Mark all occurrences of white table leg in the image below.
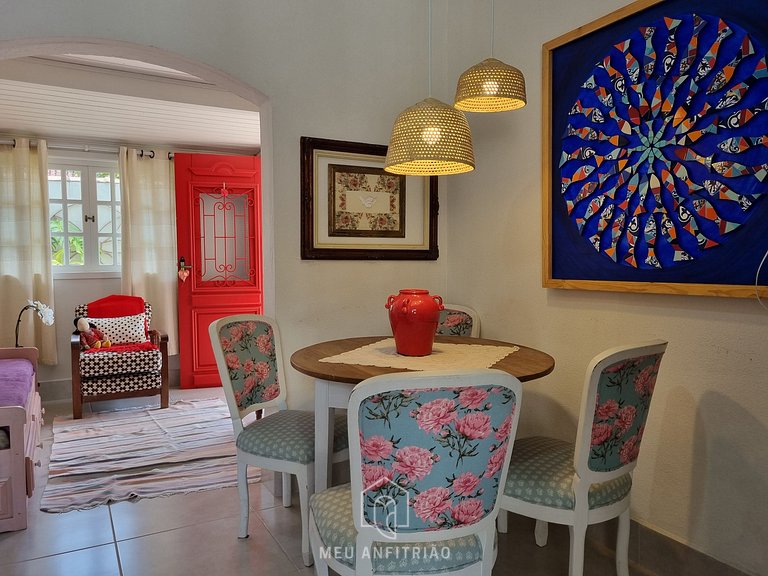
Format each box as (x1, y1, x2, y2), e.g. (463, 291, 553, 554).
(314, 378, 333, 492)
(314, 378, 355, 491)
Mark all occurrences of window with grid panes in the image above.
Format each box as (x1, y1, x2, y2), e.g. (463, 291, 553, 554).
(48, 161, 121, 275)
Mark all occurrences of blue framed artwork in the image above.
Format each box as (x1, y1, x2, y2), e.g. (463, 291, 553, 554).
(543, 0, 768, 297)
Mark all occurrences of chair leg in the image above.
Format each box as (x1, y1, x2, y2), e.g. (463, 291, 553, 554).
(282, 472, 292, 508)
(71, 344, 83, 419)
(568, 522, 587, 576)
(497, 509, 508, 533)
(159, 338, 169, 408)
(310, 511, 329, 576)
(479, 525, 496, 576)
(237, 459, 250, 539)
(616, 509, 631, 576)
(296, 468, 313, 567)
(314, 554, 329, 576)
(535, 519, 549, 546)
(72, 394, 83, 420)
(159, 381, 169, 409)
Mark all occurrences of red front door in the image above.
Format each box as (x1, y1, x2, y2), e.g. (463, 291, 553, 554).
(174, 153, 262, 388)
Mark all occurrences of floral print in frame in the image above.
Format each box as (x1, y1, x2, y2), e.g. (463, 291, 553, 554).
(328, 164, 406, 238)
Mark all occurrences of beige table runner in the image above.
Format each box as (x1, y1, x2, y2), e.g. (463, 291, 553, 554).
(319, 337, 519, 371)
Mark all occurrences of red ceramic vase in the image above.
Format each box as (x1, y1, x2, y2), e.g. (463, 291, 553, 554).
(385, 289, 444, 356)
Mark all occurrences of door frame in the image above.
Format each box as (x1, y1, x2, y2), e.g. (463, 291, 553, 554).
(0, 37, 276, 320)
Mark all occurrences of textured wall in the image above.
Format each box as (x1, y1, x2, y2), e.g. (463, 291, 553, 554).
(442, 1, 768, 574)
(1, 0, 766, 573)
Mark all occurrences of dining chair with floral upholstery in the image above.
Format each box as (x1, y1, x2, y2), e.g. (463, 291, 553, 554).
(497, 339, 668, 576)
(208, 314, 349, 567)
(436, 304, 480, 337)
(309, 368, 522, 576)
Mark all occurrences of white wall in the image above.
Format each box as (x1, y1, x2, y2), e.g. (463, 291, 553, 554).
(1, 1, 766, 574)
(441, 1, 768, 575)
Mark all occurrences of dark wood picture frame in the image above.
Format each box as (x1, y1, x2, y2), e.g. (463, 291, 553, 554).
(301, 136, 439, 260)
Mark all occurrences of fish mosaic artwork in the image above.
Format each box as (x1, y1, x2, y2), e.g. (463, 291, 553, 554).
(559, 13, 768, 270)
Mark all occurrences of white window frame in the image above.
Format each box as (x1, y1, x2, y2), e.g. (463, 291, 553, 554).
(49, 152, 121, 279)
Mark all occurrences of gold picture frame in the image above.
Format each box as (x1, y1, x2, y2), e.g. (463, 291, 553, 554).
(542, 0, 768, 298)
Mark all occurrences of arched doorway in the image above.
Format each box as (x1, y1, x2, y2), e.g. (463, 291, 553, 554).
(0, 37, 275, 387)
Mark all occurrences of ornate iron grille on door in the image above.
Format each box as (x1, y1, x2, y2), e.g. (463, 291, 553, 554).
(195, 183, 256, 286)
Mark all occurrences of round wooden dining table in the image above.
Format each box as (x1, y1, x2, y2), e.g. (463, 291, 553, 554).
(290, 335, 555, 490)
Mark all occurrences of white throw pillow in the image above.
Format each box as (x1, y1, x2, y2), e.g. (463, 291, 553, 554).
(87, 313, 147, 344)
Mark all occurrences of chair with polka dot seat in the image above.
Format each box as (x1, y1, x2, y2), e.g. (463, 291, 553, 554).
(497, 340, 668, 576)
(309, 368, 523, 576)
(208, 314, 349, 567)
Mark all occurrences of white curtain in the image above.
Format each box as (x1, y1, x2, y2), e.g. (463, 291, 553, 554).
(0, 138, 57, 364)
(119, 147, 179, 355)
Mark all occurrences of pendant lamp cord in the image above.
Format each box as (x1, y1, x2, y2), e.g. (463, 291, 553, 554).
(490, 0, 495, 57)
(428, 0, 432, 97)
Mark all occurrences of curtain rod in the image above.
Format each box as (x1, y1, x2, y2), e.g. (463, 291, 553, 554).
(0, 138, 119, 154)
(0, 138, 174, 159)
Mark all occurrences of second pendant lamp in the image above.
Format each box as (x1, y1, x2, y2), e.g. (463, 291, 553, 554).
(454, 0, 527, 113)
(384, 0, 475, 176)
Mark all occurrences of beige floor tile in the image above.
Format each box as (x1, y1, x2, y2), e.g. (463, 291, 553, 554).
(111, 481, 276, 541)
(0, 544, 121, 576)
(1, 389, 690, 576)
(0, 505, 114, 565)
(118, 515, 303, 576)
(256, 500, 306, 570)
(493, 515, 631, 576)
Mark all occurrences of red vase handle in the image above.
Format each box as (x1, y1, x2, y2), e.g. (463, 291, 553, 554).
(432, 295, 444, 310)
(385, 295, 396, 309)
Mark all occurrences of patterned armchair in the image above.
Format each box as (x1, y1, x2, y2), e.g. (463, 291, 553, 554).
(436, 304, 480, 337)
(309, 368, 522, 576)
(208, 314, 349, 567)
(498, 340, 668, 576)
(70, 295, 169, 419)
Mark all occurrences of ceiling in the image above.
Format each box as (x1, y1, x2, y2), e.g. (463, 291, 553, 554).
(0, 54, 261, 155)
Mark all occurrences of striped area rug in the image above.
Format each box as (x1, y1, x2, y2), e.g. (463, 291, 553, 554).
(41, 398, 260, 513)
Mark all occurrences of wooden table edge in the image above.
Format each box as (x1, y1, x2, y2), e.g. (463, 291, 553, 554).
(290, 335, 555, 384)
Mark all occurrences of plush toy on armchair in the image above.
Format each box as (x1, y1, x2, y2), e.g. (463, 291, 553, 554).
(75, 317, 111, 350)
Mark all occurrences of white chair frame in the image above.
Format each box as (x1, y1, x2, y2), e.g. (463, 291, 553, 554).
(310, 369, 523, 576)
(209, 314, 348, 567)
(497, 339, 668, 576)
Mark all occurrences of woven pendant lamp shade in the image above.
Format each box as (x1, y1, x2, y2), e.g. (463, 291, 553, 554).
(384, 97, 475, 176)
(454, 57, 527, 112)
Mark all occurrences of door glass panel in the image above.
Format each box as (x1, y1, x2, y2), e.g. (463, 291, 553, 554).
(96, 172, 113, 201)
(68, 236, 84, 265)
(48, 170, 62, 199)
(98, 204, 113, 233)
(199, 188, 251, 284)
(51, 236, 63, 266)
(99, 236, 114, 265)
(67, 203, 83, 233)
(66, 170, 82, 200)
